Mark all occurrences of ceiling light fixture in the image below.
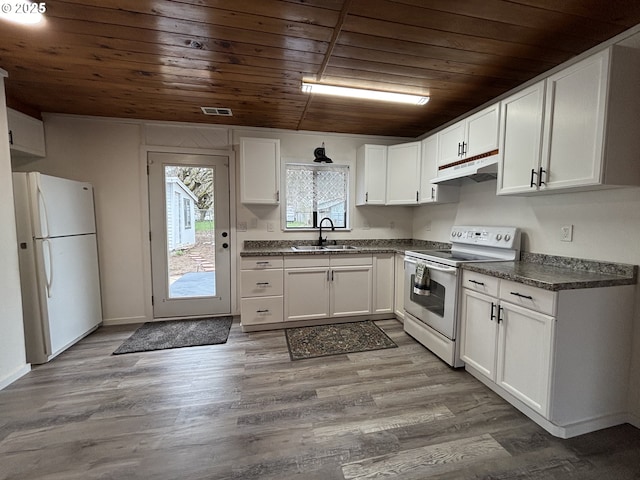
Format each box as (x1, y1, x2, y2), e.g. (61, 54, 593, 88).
(0, 1, 45, 25)
(302, 82, 429, 105)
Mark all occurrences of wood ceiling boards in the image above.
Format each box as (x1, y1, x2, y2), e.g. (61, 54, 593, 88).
(1, 0, 640, 137)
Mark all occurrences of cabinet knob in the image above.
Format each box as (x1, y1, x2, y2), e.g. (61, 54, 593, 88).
(8, 130, 13, 145)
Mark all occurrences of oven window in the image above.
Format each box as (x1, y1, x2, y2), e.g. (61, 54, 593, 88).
(410, 273, 445, 317)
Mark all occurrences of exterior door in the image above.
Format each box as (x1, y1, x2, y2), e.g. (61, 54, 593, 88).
(148, 152, 231, 318)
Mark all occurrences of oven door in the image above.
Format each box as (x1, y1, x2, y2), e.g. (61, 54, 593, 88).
(404, 256, 459, 339)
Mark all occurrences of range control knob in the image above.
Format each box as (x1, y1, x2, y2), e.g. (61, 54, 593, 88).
(496, 234, 502, 241)
(451, 231, 457, 237)
(457, 231, 463, 237)
(505, 234, 511, 242)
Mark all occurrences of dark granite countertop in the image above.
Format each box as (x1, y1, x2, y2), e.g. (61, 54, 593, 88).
(240, 239, 450, 257)
(461, 253, 637, 291)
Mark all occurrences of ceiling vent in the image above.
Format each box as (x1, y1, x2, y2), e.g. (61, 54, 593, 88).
(201, 107, 233, 116)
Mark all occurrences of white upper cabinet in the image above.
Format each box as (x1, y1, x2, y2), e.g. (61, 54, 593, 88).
(355, 144, 387, 205)
(239, 137, 280, 204)
(419, 135, 459, 204)
(386, 141, 420, 205)
(498, 46, 640, 195)
(7, 108, 46, 158)
(437, 104, 499, 169)
(497, 82, 546, 195)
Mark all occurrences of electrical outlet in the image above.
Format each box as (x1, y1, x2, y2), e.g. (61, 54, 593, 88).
(560, 225, 573, 242)
(389, 221, 395, 229)
(237, 221, 247, 232)
(362, 223, 370, 230)
(424, 220, 432, 231)
(249, 218, 258, 229)
(266, 222, 274, 232)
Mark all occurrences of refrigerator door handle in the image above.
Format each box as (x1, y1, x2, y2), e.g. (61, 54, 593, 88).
(43, 239, 53, 298)
(36, 182, 51, 239)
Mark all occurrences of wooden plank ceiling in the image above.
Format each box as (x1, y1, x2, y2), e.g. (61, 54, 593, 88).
(1, 0, 640, 137)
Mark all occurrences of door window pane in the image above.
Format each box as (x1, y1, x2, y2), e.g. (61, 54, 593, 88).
(165, 166, 216, 298)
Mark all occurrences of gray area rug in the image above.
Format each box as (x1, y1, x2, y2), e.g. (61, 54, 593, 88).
(285, 321, 397, 361)
(113, 317, 233, 354)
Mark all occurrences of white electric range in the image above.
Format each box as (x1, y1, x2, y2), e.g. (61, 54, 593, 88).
(403, 225, 521, 367)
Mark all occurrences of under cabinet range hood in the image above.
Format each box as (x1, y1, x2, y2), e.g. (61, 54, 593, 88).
(431, 154, 499, 186)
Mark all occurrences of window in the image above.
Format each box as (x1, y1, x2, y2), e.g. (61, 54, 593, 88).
(284, 163, 349, 230)
(183, 198, 192, 229)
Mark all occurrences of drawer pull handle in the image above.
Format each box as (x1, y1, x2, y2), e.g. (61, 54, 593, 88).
(468, 279, 485, 286)
(256, 261, 270, 265)
(490, 302, 496, 321)
(256, 309, 270, 313)
(510, 291, 533, 300)
(256, 282, 270, 286)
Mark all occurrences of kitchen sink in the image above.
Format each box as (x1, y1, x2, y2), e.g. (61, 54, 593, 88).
(322, 245, 358, 250)
(291, 245, 325, 251)
(291, 244, 358, 251)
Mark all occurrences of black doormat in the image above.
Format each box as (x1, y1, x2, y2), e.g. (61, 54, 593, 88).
(113, 317, 233, 355)
(285, 321, 397, 361)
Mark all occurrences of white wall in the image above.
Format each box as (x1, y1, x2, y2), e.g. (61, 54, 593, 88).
(232, 128, 414, 246)
(12, 115, 148, 325)
(413, 180, 640, 424)
(13, 115, 412, 325)
(0, 73, 29, 389)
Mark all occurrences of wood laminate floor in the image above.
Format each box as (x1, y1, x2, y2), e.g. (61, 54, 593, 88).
(1, 319, 639, 479)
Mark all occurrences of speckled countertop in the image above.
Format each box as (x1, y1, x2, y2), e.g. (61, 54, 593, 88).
(240, 239, 450, 257)
(241, 240, 637, 291)
(462, 252, 637, 291)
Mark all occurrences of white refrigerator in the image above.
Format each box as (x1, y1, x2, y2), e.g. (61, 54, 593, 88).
(12, 172, 102, 364)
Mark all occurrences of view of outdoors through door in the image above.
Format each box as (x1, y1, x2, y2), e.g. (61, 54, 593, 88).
(148, 152, 231, 319)
(165, 165, 216, 298)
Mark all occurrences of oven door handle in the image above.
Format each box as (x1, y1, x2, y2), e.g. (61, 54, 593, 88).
(404, 257, 457, 273)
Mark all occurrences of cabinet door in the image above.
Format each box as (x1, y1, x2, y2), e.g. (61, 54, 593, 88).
(437, 121, 465, 167)
(386, 142, 420, 205)
(460, 289, 499, 380)
(465, 104, 500, 158)
(7, 108, 46, 157)
(284, 268, 330, 321)
(496, 302, 554, 416)
(541, 50, 608, 191)
(394, 253, 405, 320)
(356, 144, 387, 205)
(497, 82, 546, 195)
(419, 135, 438, 204)
(420, 135, 459, 204)
(373, 254, 394, 314)
(330, 266, 372, 317)
(239, 137, 280, 204)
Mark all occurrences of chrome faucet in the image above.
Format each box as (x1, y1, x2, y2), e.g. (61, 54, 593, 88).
(318, 217, 335, 246)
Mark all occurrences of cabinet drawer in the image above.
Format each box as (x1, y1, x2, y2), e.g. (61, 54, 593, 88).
(241, 296, 284, 325)
(499, 280, 556, 316)
(241, 256, 283, 270)
(241, 269, 283, 297)
(330, 254, 372, 266)
(462, 271, 499, 297)
(284, 255, 330, 268)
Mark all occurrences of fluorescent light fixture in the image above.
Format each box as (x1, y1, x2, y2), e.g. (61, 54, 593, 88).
(0, 1, 45, 25)
(302, 82, 429, 105)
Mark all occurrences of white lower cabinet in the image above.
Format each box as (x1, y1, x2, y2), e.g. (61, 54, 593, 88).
(394, 253, 405, 320)
(496, 302, 554, 416)
(284, 255, 372, 321)
(460, 270, 634, 438)
(460, 289, 498, 380)
(373, 253, 394, 314)
(240, 256, 284, 327)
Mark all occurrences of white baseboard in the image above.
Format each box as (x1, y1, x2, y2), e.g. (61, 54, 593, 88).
(102, 315, 148, 326)
(628, 412, 640, 429)
(0, 364, 31, 391)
